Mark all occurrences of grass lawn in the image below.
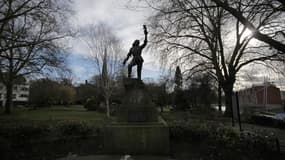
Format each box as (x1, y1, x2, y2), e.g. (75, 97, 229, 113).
(0, 105, 110, 124)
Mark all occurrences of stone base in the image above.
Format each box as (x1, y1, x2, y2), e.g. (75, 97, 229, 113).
(104, 119, 169, 154)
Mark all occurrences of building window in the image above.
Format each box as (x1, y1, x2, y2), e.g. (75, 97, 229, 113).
(13, 86, 17, 90)
(12, 94, 16, 99)
(21, 87, 28, 91)
(20, 94, 28, 98)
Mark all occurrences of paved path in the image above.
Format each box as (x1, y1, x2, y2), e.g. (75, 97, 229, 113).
(58, 155, 175, 160)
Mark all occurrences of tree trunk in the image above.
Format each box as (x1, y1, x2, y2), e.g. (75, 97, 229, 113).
(223, 85, 233, 117)
(160, 105, 164, 112)
(218, 83, 222, 112)
(5, 82, 13, 114)
(106, 98, 110, 118)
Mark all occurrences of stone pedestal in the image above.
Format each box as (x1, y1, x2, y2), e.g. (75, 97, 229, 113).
(104, 121, 169, 154)
(104, 78, 169, 154)
(117, 78, 158, 123)
(117, 106, 158, 122)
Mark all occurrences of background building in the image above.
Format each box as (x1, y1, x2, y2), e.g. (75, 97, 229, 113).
(238, 82, 283, 113)
(0, 77, 29, 107)
(281, 91, 285, 105)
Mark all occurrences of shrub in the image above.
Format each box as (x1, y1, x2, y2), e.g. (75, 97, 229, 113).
(250, 114, 285, 129)
(54, 120, 93, 137)
(84, 97, 100, 111)
(0, 120, 102, 160)
(168, 119, 277, 158)
(0, 122, 51, 144)
(173, 90, 188, 110)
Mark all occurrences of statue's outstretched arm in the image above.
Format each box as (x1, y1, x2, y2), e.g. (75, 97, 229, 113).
(141, 25, 148, 49)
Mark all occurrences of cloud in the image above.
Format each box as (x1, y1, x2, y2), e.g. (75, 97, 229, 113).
(235, 64, 285, 91)
(71, 0, 151, 50)
(68, 0, 161, 82)
(67, 53, 96, 82)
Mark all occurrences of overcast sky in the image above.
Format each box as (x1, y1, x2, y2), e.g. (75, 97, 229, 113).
(66, 0, 285, 90)
(68, 0, 161, 83)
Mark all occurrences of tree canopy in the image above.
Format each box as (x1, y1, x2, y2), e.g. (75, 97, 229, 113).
(140, 0, 285, 115)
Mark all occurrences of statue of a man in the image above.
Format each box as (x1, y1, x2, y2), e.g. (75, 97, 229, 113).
(123, 25, 148, 80)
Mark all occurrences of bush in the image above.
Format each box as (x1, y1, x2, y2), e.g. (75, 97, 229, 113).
(168, 120, 238, 145)
(173, 90, 188, 110)
(168, 120, 278, 159)
(250, 114, 285, 129)
(0, 120, 102, 160)
(84, 97, 100, 111)
(0, 121, 97, 142)
(0, 122, 51, 144)
(54, 120, 93, 137)
(98, 102, 108, 113)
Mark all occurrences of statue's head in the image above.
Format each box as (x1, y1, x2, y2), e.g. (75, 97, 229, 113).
(133, 40, 140, 46)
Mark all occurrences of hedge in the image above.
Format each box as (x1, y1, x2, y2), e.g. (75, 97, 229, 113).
(168, 120, 279, 160)
(0, 119, 282, 160)
(0, 120, 102, 160)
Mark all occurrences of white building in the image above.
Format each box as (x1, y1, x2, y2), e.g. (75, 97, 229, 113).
(0, 80, 29, 107)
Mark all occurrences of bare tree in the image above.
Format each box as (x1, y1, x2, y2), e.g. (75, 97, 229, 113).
(141, 0, 285, 116)
(0, 0, 72, 114)
(81, 23, 123, 117)
(0, 0, 43, 43)
(211, 0, 285, 53)
(0, 0, 73, 53)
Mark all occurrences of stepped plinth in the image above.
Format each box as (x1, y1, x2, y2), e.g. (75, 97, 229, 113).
(104, 78, 169, 154)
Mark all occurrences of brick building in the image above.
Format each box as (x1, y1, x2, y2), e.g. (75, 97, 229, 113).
(281, 91, 285, 105)
(238, 83, 282, 111)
